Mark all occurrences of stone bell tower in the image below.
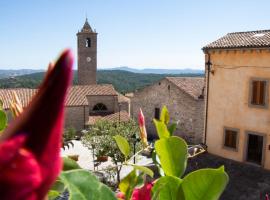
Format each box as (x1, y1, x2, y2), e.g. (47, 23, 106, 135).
(77, 18, 97, 85)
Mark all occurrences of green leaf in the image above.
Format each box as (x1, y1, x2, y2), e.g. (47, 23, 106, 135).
(0, 110, 7, 131)
(152, 150, 165, 177)
(131, 164, 154, 177)
(151, 176, 183, 200)
(51, 179, 65, 193)
(153, 119, 170, 139)
(0, 100, 3, 110)
(180, 166, 229, 200)
(160, 106, 170, 124)
(48, 190, 60, 200)
(168, 123, 177, 136)
(155, 136, 188, 177)
(119, 170, 144, 200)
(113, 135, 130, 158)
(59, 169, 116, 200)
(62, 157, 81, 171)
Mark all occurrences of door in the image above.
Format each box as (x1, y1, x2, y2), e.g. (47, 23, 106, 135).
(246, 133, 264, 165)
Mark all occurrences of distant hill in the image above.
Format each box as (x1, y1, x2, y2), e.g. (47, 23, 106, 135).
(0, 69, 43, 79)
(0, 67, 204, 78)
(102, 67, 204, 74)
(0, 70, 204, 93)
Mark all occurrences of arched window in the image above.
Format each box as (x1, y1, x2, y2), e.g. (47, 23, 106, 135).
(85, 38, 91, 47)
(92, 103, 107, 113)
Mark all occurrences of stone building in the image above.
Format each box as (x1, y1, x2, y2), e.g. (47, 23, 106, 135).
(131, 77, 205, 144)
(0, 19, 130, 130)
(203, 29, 270, 169)
(77, 18, 97, 85)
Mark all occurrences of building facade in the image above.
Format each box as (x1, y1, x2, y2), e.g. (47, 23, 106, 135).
(203, 30, 270, 169)
(0, 19, 130, 131)
(131, 77, 205, 144)
(0, 85, 130, 131)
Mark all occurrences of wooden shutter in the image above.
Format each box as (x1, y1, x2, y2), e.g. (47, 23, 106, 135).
(225, 130, 237, 149)
(251, 80, 266, 106)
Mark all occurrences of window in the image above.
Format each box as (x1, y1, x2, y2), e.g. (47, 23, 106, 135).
(223, 127, 239, 150)
(154, 108, 160, 119)
(92, 103, 107, 113)
(85, 38, 91, 47)
(249, 78, 268, 108)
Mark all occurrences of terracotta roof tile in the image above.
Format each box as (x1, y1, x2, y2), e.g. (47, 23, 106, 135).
(67, 84, 117, 106)
(166, 77, 205, 100)
(118, 93, 130, 103)
(87, 111, 130, 125)
(0, 88, 36, 109)
(0, 84, 117, 109)
(203, 30, 270, 50)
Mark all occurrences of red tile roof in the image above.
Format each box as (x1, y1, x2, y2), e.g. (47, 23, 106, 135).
(166, 77, 205, 100)
(118, 93, 130, 103)
(203, 30, 270, 50)
(67, 85, 118, 106)
(0, 88, 36, 109)
(87, 111, 130, 125)
(0, 84, 118, 109)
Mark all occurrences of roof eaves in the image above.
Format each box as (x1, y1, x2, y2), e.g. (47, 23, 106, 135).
(165, 77, 202, 100)
(202, 45, 270, 52)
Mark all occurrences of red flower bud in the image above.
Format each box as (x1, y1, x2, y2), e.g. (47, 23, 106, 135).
(131, 182, 153, 200)
(138, 108, 148, 147)
(0, 49, 73, 200)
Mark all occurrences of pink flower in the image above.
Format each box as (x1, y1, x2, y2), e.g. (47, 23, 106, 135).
(116, 192, 125, 199)
(138, 108, 148, 147)
(131, 182, 153, 200)
(0, 50, 73, 200)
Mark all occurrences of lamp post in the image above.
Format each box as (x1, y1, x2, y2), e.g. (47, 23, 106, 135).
(118, 103, 121, 125)
(131, 133, 140, 164)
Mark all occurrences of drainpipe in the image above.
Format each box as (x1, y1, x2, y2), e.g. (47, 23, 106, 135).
(204, 52, 212, 146)
(83, 105, 86, 129)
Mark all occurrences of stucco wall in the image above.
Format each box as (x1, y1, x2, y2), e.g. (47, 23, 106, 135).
(131, 78, 204, 144)
(205, 49, 270, 169)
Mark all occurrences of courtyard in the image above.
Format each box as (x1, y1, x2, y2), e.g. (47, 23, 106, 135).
(62, 140, 270, 200)
(187, 153, 270, 200)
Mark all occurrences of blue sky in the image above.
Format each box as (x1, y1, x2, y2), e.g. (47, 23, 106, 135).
(0, 0, 269, 70)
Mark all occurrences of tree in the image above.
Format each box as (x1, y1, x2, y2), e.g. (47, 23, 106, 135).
(81, 119, 141, 184)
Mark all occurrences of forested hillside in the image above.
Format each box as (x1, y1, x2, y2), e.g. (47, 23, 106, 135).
(0, 70, 204, 93)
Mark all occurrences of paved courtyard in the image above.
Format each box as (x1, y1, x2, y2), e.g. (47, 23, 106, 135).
(61, 140, 151, 178)
(62, 141, 270, 200)
(186, 153, 270, 200)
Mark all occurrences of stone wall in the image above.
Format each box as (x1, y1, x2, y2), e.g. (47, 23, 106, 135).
(87, 95, 118, 114)
(4, 107, 86, 132)
(117, 101, 130, 114)
(64, 106, 87, 130)
(131, 78, 204, 144)
(77, 31, 97, 85)
(193, 99, 205, 144)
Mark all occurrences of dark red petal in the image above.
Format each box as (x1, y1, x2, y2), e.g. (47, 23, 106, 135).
(0, 135, 42, 200)
(131, 182, 153, 200)
(0, 49, 73, 199)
